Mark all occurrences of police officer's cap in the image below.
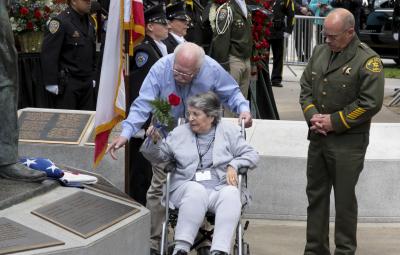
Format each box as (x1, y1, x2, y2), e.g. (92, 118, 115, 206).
(145, 5, 168, 24)
(166, 1, 189, 21)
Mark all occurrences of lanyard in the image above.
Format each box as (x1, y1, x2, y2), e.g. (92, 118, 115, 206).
(195, 128, 216, 169)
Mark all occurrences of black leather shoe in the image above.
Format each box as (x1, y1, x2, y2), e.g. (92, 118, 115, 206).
(197, 246, 211, 255)
(175, 250, 188, 255)
(150, 248, 160, 255)
(0, 163, 46, 182)
(271, 83, 283, 87)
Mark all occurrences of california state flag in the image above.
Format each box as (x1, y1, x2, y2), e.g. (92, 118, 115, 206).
(94, 0, 144, 167)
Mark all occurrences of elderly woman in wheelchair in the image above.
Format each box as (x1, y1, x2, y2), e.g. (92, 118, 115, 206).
(141, 92, 258, 255)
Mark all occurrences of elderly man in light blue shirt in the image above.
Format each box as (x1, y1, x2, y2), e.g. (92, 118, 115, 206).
(107, 42, 252, 254)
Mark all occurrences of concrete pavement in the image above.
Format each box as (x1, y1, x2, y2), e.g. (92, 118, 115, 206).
(238, 63, 400, 255)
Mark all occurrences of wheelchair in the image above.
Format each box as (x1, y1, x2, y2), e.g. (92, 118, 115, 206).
(160, 119, 251, 255)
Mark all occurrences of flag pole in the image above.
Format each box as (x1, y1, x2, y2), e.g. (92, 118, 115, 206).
(124, 30, 131, 194)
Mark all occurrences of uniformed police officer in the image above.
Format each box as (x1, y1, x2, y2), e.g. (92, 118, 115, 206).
(209, 0, 252, 99)
(299, 9, 384, 255)
(127, 5, 169, 209)
(268, 0, 295, 87)
(0, 2, 46, 182)
(163, 1, 190, 53)
(41, 0, 97, 110)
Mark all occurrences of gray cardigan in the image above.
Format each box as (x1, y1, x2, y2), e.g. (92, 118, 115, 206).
(140, 121, 259, 192)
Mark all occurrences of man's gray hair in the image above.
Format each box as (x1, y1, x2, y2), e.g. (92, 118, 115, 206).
(187, 92, 222, 125)
(174, 42, 205, 69)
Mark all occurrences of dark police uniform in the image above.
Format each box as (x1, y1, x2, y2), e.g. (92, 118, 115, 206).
(128, 5, 167, 206)
(41, 7, 96, 110)
(185, 0, 210, 48)
(268, 0, 295, 86)
(163, 1, 189, 53)
(163, 33, 180, 54)
(299, 36, 384, 254)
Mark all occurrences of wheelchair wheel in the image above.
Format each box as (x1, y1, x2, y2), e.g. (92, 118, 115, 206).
(233, 242, 250, 255)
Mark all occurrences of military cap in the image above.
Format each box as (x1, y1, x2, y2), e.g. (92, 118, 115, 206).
(145, 5, 168, 24)
(166, 1, 189, 21)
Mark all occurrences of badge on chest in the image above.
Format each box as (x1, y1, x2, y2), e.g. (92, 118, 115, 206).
(196, 170, 212, 182)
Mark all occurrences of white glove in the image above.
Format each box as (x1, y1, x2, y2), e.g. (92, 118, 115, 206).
(284, 32, 291, 38)
(394, 33, 399, 41)
(92, 80, 96, 88)
(46, 85, 59, 95)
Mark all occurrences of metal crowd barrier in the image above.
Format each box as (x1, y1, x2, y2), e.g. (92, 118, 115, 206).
(284, 15, 326, 66)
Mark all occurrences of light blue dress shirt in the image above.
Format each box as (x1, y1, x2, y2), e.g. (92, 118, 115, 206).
(121, 54, 250, 139)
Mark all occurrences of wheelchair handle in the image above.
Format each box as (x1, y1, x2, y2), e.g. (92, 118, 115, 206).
(164, 161, 176, 173)
(238, 167, 248, 175)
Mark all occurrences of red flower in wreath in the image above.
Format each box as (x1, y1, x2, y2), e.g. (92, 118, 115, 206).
(168, 93, 181, 106)
(34, 9, 42, 19)
(26, 21, 34, 30)
(20, 7, 29, 15)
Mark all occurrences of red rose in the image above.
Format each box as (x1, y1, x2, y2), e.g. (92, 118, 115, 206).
(20, 7, 29, 15)
(34, 9, 42, 19)
(44, 6, 51, 13)
(168, 93, 181, 106)
(26, 21, 33, 30)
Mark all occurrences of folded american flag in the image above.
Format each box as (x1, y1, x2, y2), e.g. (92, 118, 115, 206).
(19, 157, 64, 179)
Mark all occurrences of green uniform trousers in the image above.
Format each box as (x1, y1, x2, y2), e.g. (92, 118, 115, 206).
(304, 132, 369, 255)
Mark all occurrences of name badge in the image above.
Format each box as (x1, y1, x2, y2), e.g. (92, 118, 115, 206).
(195, 171, 211, 182)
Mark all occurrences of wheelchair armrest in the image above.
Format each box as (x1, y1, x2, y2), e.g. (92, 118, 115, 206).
(238, 167, 248, 175)
(164, 161, 176, 173)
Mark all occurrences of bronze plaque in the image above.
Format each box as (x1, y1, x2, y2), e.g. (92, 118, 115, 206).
(0, 217, 64, 254)
(18, 111, 93, 144)
(85, 122, 122, 146)
(31, 191, 139, 238)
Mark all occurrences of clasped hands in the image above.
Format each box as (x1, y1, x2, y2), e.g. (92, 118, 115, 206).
(310, 113, 333, 136)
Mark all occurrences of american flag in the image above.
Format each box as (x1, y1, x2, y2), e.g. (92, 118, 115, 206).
(20, 157, 64, 179)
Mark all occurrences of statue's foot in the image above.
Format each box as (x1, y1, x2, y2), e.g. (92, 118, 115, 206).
(0, 163, 46, 182)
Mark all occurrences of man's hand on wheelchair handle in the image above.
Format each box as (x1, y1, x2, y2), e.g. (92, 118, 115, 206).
(239, 111, 252, 128)
(106, 136, 128, 160)
(226, 165, 238, 186)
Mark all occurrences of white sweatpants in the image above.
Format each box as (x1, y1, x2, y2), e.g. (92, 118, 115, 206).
(170, 181, 242, 253)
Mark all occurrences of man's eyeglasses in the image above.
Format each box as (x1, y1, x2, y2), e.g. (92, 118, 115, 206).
(173, 68, 195, 79)
(321, 28, 350, 40)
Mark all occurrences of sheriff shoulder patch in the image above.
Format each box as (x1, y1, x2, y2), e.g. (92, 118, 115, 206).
(365, 57, 383, 73)
(48, 20, 60, 34)
(135, 52, 148, 68)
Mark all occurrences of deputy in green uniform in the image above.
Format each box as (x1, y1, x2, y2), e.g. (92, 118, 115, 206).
(209, 0, 252, 99)
(299, 8, 384, 255)
(0, 1, 46, 182)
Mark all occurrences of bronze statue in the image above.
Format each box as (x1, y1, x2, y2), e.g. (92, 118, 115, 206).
(0, 1, 46, 182)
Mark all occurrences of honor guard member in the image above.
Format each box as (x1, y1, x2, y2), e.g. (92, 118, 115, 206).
(209, 0, 252, 99)
(163, 1, 190, 53)
(41, 0, 97, 110)
(127, 5, 169, 207)
(299, 9, 384, 255)
(268, 0, 294, 87)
